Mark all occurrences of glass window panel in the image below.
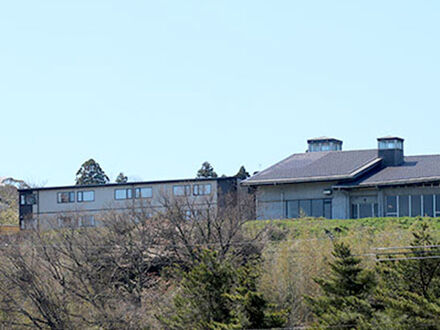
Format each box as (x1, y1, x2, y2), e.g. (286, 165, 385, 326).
(411, 195, 422, 217)
(436, 195, 440, 215)
(58, 192, 74, 203)
(80, 215, 95, 227)
(386, 196, 397, 215)
(20, 195, 26, 205)
(351, 204, 358, 219)
(115, 189, 127, 200)
(204, 184, 211, 195)
(173, 186, 184, 196)
(399, 195, 409, 217)
(82, 191, 94, 202)
(311, 199, 324, 217)
(359, 204, 373, 218)
(287, 201, 299, 218)
(374, 203, 378, 217)
(299, 200, 311, 217)
(324, 200, 332, 219)
(136, 187, 152, 198)
(423, 195, 434, 217)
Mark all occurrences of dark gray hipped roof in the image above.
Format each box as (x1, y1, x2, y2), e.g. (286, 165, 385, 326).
(355, 155, 440, 187)
(243, 149, 381, 185)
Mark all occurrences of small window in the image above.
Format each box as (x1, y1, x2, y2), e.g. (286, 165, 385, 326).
(79, 215, 95, 227)
(135, 187, 153, 198)
(423, 195, 434, 217)
(77, 191, 94, 202)
(57, 216, 76, 228)
(385, 196, 397, 217)
(173, 185, 191, 196)
(115, 188, 132, 200)
(411, 195, 422, 217)
(57, 192, 75, 203)
(399, 195, 410, 217)
(193, 184, 212, 196)
(20, 195, 26, 205)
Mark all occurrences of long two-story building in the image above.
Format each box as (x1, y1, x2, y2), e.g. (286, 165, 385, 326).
(243, 136, 440, 220)
(19, 177, 241, 230)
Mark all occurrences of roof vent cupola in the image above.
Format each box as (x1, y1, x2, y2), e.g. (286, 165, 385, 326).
(307, 137, 342, 152)
(377, 136, 404, 166)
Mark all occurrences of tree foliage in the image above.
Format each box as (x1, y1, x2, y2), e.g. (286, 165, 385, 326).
(115, 172, 128, 184)
(75, 159, 109, 185)
(197, 162, 218, 178)
(162, 250, 287, 329)
(306, 242, 376, 329)
(375, 222, 440, 329)
(235, 166, 250, 180)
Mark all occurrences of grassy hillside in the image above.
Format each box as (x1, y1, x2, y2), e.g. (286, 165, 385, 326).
(246, 216, 440, 241)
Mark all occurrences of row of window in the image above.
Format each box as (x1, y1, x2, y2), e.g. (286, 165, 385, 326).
(351, 203, 379, 219)
(115, 187, 153, 200)
(286, 199, 332, 219)
(385, 194, 440, 217)
(173, 184, 212, 196)
(56, 184, 213, 203)
(57, 191, 94, 203)
(57, 215, 96, 228)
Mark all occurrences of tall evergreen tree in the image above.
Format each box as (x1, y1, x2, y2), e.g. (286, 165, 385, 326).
(115, 172, 128, 184)
(306, 242, 376, 329)
(235, 166, 250, 180)
(375, 222, 440, 329)
(196, 162, 218, 178)
(75, 159, 109, 185)
(162, 250, 287, 329)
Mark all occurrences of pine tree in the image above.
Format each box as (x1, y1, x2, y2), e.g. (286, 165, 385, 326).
(75, 159, 109, 185)
(375, 222, 440, 329)
(196, 162, 218, 178)
(162, 250, 287, 329)
(235, 166, 250, 180)
(115, 172, 128, 184)
(306, 242, 376, 329)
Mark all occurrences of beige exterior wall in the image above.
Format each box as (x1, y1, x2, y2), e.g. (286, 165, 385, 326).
(26, 179, 222, 229)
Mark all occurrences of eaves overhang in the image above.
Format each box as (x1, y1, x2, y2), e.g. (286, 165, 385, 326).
(333, 176, 440, 190)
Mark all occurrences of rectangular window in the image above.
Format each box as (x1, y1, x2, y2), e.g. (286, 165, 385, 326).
(193, 184, 212, 196)
(173, 185, 191, 196)
(399, 195, 410, 217)
(79, 215, 95, 227)
(287, 200, 299, 218)
(436, 195, 440, 217)
(57, 216, 76, 228)
(423, 194, 434, 217)
(351, 204, 359, 219)
(299, 200, 311, 217)
(57, 192, 75, 203)
(311, 199, 324, 217)
(135, 187, 153, 198)
(411, 195, 422, 217)
(385, 196, 397, 217)
(115, 188, 132, 200)
(20, 195, 26, 205)
(77, 191, 94, 202)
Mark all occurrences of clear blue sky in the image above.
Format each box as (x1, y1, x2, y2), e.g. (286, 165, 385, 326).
(1, 1, 439, 186)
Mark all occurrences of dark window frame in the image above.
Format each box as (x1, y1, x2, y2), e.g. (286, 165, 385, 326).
(57, 191, 75, 204)
(77, 191, 95, 203)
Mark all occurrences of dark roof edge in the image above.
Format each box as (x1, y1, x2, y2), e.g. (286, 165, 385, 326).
(18, 177, 238, 192)
(333, 176, 440, 189)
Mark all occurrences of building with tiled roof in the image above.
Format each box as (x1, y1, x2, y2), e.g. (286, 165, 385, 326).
(243, 136, 440, 219)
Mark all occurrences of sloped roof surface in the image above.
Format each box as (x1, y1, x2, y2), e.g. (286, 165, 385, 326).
(245, 149, 380, 184)
(358, 155, 440, 186)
